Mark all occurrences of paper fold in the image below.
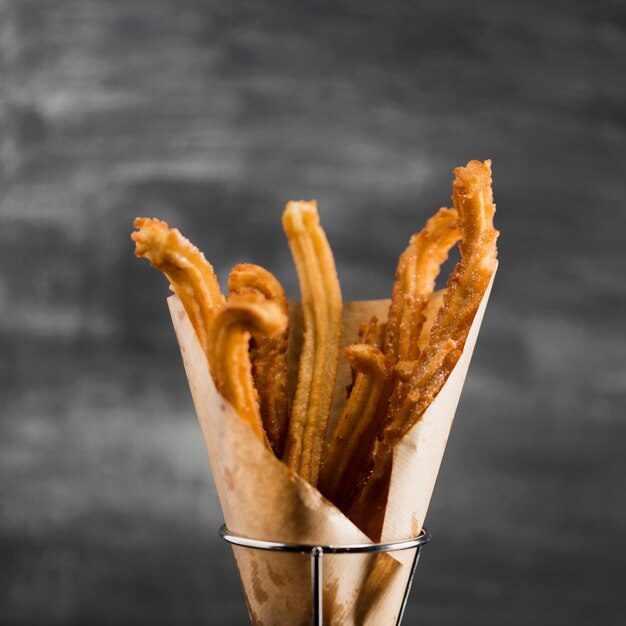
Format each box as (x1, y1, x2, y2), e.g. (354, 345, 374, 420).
(168, 268, 495, 626)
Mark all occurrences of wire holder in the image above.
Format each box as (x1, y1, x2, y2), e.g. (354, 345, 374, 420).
(220, 523, 431, 626)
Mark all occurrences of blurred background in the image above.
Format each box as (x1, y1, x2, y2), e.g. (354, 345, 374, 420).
(1, 0, 625, 624)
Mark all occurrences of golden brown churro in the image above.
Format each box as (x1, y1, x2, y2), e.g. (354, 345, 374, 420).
(332, 208, 461, 520)
(207, 292, 288, 449)
(393, 360, 418, 383)
(319, 343, 387, 503)
(131, 218, 224, 357)
(228, 263, 290, 457)
(281, 201, 343, 487)
(387, 160, 498, 442)
(350, 160, 498, 538)
(358, 315, 386, 350)
(383, 208, 461, 368)
(133, 158, 498, 543)
(345, 316, 385, 397)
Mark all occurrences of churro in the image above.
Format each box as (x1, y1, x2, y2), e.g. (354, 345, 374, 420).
(383, 208, 461, 368)
(228, 263, 290, 457)
(336, 208, 461, 519)
(133, 159, 498, 544)
(281, 201, 343, 487)
(350, 160, 498, 537)
(319, 343, 387, 503)
(358, 315, 386, 350)
(207, 292, 288, 449)
(131, 218, 224, 357)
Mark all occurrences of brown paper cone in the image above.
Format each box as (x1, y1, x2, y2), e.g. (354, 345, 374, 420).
(168, 267, 495, 626)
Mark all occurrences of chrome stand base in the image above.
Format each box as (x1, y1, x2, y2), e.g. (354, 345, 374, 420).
(220, 524, 431, 626)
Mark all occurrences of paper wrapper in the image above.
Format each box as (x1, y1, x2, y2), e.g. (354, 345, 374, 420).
(168, 270, 495, 626)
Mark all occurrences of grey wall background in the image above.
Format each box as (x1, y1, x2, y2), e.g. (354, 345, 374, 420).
(1, 1, 625, 624)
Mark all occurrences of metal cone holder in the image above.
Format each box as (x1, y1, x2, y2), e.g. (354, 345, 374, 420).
(220, 524, 432, 626)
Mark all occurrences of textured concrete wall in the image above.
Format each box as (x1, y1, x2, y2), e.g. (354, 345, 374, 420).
(1, 1, 625, 624)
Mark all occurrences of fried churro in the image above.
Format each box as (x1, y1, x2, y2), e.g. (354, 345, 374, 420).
(383, 208, 461, 368)
(131, 218, 224, 356)
(281, 201, 343, 487)
(207, 292, 288, 449)
(350, 160, 498, 538)
(133, 158, 498, 545)
(333, 208, 461, 519)
(358, 315, 386, 350)
(228, 263, 290, 457)
(319, 343, 387, 503)
(387, 160, 498, 442)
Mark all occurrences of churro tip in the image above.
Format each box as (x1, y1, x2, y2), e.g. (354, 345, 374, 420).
(282, 200, 320, 234)
(453, 159, 493, 198)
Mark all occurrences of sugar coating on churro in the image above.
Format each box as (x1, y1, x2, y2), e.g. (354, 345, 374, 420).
(132, 159, 498, 544)
(228, 263, 290, 458)
(281, 201, 343, 487)
(131, 217, 224, 357)
(350, 160, 498, 540)
(207, 292, 288, 450)
(319, 343, 387, 504)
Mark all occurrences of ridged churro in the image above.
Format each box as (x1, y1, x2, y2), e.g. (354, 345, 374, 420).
(386, 160, 498, 442)
(228, 263, 290, 457)
(133, 159, 498, 544)
(350, 160, 498, 538)
(281, 201, 343, 487)
(358, 315, 386, 350)
(207, 292, 288, 449)
(334, 208, 461, 520)
(383, 208, 461, 368)
(131, 218, 224, 357)
(319, 343, 387, 504)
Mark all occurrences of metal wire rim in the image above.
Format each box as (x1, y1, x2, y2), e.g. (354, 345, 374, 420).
(219, 523, 431, 554)
(219, 523, 432, 626)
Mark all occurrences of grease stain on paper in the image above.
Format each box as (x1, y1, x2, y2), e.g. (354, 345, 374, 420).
(266, 561, 286, 588)
(250, 559, 269, 605)
(224, 467, 235, 491)
(323, 578, 345, 623)
(404, 438, 417, 452)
